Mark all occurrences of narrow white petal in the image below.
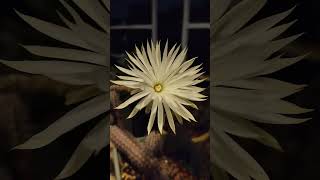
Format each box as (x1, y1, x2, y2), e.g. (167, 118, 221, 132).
(136, 94, 153, 109)
(163, 96, 190, 121)
(178, 103, 196, 122)
(174, 112, 183, 124)
(165, 45, 181, 74)
(179, 57, 197, 73)
(127, 108, 139, 119)
(141, 44, 155, 75)
(110, 80, 140, 89)
(147, 98, 158, 134)
(161, 40, 169, 65)
(115, 91, 149, 109)
(127, 94, 152, 119)
(163, 101, 176, 133)
(169, 90, 207, 102)
(145, 103, 152, 113)
(170, 95, 199, 109)
(170, 48, 187, 72)
(117, 76, 143, 82)
(126, 52, 152, 79)
(129, 67, 154, 86)
(155, 41, 161, 67)
(135, 45, 155, 80)
(147, 41, 157, 72)
(157, 101, 164, 134)
(115, 65, 138, 77)
(180, 86, 206, 93)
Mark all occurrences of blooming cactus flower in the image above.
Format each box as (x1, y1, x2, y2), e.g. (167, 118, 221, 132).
(112, 41, 206, 134)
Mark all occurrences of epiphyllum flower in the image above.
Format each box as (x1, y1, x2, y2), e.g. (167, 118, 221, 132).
(112, 41, 206, 134)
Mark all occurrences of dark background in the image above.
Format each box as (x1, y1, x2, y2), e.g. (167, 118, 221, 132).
(0, 0, 107, 179)
(248, 1, 320, 180)
(0, 0, 319, 179)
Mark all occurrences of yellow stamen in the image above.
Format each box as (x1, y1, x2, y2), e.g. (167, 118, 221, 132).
(154, 84, 163, 92)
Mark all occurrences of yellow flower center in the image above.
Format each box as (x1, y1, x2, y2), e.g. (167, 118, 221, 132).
(154, 84, 163, 92)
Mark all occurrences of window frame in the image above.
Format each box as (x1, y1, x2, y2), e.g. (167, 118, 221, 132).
(110, 0, 209, 48)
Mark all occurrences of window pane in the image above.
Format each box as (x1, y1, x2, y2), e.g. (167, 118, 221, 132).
(111, 0, 151, 25)
(190, 0, 210, 23)
(158, 0, 183, 43)
(188, 29, 210, 72)
(111, 29, 151, 56)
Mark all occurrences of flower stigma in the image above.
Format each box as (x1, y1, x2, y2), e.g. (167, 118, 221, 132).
(154, 83, 163, 92)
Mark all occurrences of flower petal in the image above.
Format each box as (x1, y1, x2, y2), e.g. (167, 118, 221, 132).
(147, 98, 158, 134)
(163, 101, 176, 133)
(115, 91, 149, 109)
(157, 101, 164, 134)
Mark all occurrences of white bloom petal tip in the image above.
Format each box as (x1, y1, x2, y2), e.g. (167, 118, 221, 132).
(114, 41, 206, 134)
(114, 102, 124, 109)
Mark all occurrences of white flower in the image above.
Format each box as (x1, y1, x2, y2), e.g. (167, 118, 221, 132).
(211, 0, 312, 179)
(112, 41, 206, 134)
